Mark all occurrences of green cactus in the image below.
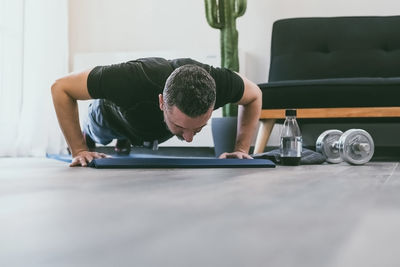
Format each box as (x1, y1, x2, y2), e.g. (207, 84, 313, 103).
(205, 0, 247, 117)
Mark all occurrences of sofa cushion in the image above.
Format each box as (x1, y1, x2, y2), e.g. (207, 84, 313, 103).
(269, 16, 400, 82)
(260, 77, 400, 109)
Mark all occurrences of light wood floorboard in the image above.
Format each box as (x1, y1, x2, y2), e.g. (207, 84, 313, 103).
(1, 158, 399, 267)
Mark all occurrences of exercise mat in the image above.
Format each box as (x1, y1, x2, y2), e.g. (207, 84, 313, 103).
(46, 153, 188, 163)
(87, 157, 275, 169)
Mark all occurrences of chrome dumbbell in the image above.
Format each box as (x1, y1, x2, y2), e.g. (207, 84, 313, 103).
(316, 129, 374, 165)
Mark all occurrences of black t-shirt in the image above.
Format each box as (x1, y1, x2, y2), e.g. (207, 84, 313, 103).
(87, 57, 244, 145)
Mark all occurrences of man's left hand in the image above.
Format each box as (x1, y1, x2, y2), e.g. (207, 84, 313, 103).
(218, 151, 253, 159)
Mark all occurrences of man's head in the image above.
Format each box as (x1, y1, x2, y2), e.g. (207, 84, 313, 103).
(159, 64, 216, 142)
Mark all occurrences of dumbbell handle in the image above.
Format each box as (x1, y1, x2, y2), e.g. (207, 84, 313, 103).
(331, 141, 371, 153)
(353, 143, 371, 153)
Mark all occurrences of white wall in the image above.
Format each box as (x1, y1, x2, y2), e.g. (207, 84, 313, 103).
(68, 0, 400, 147)
(69, 0, 400, 82)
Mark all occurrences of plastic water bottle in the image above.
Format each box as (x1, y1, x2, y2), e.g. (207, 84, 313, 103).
(280, 109, 302, 166)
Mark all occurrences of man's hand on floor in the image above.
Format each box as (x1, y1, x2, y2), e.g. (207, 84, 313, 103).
(218, 151, 253, 159)
(70, 151, 110, 167)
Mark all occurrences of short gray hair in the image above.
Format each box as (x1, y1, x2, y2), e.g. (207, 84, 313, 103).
(163, 65, 216, 117)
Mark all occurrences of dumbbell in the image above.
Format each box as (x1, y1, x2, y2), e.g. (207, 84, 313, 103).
(316, 129, 374, 165)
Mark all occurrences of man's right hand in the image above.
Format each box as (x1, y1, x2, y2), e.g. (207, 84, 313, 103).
(70, 151, 110, 167)
(51, 69, 98, 168)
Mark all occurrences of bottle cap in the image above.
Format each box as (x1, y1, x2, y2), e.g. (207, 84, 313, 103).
(285, 109, 297, 116)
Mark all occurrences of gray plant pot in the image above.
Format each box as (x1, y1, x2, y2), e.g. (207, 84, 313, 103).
(211, 117, 237, 157)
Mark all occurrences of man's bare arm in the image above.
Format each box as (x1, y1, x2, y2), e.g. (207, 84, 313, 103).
(51, 69, 108, 166)
(219, 73, 262, 159)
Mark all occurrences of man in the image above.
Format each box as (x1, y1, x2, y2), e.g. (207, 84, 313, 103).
(51, 57, 261, 167)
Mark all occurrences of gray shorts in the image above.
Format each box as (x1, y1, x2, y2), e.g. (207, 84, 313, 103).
(82, 99, 126, 145)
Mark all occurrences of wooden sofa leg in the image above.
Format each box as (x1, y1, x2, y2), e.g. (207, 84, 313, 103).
(253, 119, 276, 154)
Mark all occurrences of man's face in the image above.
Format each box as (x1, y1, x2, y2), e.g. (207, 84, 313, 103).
(159, 95, 212, 143)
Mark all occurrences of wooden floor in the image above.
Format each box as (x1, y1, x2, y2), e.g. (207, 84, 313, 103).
(1, 157, 400, 267)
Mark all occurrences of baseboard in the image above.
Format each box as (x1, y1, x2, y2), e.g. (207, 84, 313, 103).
(95, 146, 216, 157)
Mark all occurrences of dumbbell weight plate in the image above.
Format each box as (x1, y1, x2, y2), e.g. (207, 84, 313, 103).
(316, 129, 344, 163)
(338, 129, 374, 165)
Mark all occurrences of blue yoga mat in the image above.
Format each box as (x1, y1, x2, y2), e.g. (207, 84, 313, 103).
(47, 154, 275, 168)
(46, 153, 183, 163)
(88, 157, 275, 169)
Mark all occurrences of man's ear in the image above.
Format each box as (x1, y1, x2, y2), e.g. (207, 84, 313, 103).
(158, 94, 164, 111)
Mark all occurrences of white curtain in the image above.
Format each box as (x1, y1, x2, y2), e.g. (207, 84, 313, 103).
(0, 0, 68, 157)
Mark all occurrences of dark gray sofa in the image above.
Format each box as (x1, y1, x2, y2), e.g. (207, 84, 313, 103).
(254, 16, 400, 154)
